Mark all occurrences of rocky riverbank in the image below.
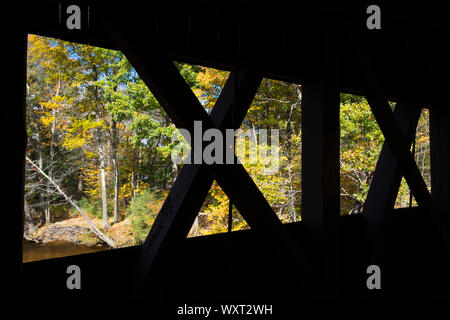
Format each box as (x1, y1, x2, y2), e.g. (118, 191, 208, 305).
(26, 216, 137, 248)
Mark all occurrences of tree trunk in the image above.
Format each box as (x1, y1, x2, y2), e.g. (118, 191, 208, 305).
(78, 173, 83, 192)
(111, 119, 119, 223)
(138, 145, 142, 188)
(32, 106, 46, 226)
(131, 150, 136, 198)
(98, 141, 110, 229)
(35, 132, 46, 226)
(44, 106, 57, 224)
(287, 165, 297, 222)
(91, 65, 109, 229)
(44, 79, 61, 224)
(171, 160, 178, 184)
(26, 157, 115, 247)
(286, 104, 297, 222)
(24, 199, 36, 235)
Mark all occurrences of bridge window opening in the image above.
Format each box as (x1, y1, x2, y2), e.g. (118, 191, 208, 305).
(339, 93, 385, 215)
(24, 35, 230, 261)
(23, 33, 306, 249)
(188, 181, 250, 238)
(240, 78, 302, 224)
(189, 77, 302, 237)
(394, 108, 430, 208)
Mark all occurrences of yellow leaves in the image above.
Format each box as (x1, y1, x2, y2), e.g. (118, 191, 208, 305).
(39, 112, 55, 127)
(192, 88, 203, 98)
(62, 118, 102, 150)
(194, 67, 229, 110)
(84, 151, 97, 159)
(39, 95, 72, 128)
(80, 165, 102, 197)
(134, 181, 149, 196)
(41, 101, 58, 110)
(196, 67, 228, 89)
(416, 135, 430, 145)
(119, 179, 149, 204)
(201, 182, 230, 235)
(63, 128, 94, 150)
(28, 34, 49, 62)
(119, 183, 133, 201)
(52, 95, 70, 105)
(62, 135, 87, 150)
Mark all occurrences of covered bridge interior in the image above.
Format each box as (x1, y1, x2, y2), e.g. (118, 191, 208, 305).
(4, 0, 450, 307)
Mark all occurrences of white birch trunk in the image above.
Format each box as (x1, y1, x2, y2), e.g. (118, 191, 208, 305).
(26, 157, 116, 247)
(98, 142, 109, 229)
(111, 119, 119, 223)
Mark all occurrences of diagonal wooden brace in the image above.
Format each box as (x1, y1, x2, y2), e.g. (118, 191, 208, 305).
(363, 100, 421, 235)
(349, 30, 450, 253)
(103, 19, 312, 290)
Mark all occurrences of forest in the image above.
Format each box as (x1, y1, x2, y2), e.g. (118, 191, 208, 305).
(23, 34, 431, 256)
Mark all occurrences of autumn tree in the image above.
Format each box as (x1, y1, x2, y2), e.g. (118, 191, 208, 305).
(25, 34, 433, 247)
(26, 35, 78, 225)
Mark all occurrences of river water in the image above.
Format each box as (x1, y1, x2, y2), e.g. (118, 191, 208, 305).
(23, 240, 109, 263)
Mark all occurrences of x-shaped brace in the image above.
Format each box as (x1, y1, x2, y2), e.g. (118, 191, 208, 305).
(348, 28, 450, 254)
(103, 19, 312, 291)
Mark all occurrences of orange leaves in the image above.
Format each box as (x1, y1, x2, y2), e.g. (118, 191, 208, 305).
(196, 67, 228, 89)
(194, 66, 229, 110)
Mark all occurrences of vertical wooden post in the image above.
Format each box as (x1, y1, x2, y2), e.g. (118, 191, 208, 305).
(301, 28, 340, 296)
(3, 19, 27, 298)
(430, 90, 450, 225)
(362, 100, 421, 292)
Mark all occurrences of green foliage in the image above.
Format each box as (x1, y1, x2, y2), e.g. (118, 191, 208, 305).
(25, 34, 432, 248)
(127, 190, 160, 243)
(77, 197, 90, 212)
(51, 204, 70, 221)
(77, 196, 113, 218)
(339, 98, 385, 214)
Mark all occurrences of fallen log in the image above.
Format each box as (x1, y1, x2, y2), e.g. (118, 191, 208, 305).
(25, 157, 116, 248)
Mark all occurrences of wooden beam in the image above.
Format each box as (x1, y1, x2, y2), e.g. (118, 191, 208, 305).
(104, 17, 315, 290)
(131, 67, 260, 290)
(362, 101, 421, 270)
(103, 13, 313, 294)
(103, 17, 282, 229)
(135, 163, 215, 289)
(349, 29, 450, 252)
(102, 20, 211, 135)
(3, 17, 27, 298)
(430, 90, 450, 223)
(27, 2, 450, 107)
(301, 66, 340, 235)
(363, 101, 421, 236)
(301, 28, 340, 295)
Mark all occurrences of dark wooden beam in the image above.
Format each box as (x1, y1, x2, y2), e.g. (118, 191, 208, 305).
(136, 163, 215, 292)
(362, 101, 421, 273)
(130, 66, 260, 292)
(4, 15, 27, 299)
(103, 17, 315, 292)
(363, 101, 421, 236)
(349, 29, 450, 253)
(102, 22, 210, 135)
(430, 90, 450, 224)
(26, 3, 450, 107)
(301, 28, 340, 295)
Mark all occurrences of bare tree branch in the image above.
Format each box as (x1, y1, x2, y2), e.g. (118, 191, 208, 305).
(26, 156, 116, 247)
